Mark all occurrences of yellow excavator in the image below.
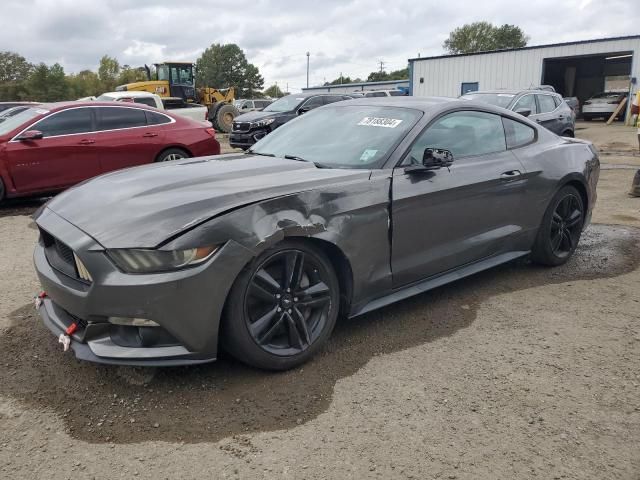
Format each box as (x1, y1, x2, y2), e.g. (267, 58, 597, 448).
(115, 62, 239, 132)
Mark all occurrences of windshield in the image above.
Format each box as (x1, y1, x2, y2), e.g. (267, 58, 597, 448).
(251, 105, 422, 168)
(461, 93, 515, 108)
(170, 65, 193, 85)
(0, 107, 45, 136)
(263, 95, 306, 113)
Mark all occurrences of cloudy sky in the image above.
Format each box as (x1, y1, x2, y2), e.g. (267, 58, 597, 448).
(1, 0, 638, 92)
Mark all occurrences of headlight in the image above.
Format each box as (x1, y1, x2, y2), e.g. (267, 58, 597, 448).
(251, 117, 276, 128)
(108, 246, 218, 273)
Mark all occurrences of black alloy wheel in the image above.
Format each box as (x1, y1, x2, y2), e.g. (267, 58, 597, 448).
(531, 185, 584, 266)
(550, 193, 583, 259)
(223, 240, 339, 370)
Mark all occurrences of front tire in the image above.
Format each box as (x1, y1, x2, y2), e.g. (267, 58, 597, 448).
(531, 185, 584, 266)
(222, 240, 340, 370)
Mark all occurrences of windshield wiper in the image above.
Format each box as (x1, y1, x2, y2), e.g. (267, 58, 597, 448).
(284, 154, 330, 169)
(247, 150, 275, 157)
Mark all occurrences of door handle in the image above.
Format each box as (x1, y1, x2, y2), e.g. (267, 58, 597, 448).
(501, 170, 522, 179)
(78, 139, 95, 145)
(142, 132, 158, 138)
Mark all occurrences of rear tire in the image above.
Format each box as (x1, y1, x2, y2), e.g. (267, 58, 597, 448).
(222, 239, 340, 371)
(531, 185, 584, 266)
(562, 129, 574, 138)
(155, 148, 190, 163)
(209, 103, 239, 133)
(583, 116, 592, 121)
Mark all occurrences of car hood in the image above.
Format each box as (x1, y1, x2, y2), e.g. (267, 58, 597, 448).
(234, 110, 285, 122)
(42, 154, 370, 249)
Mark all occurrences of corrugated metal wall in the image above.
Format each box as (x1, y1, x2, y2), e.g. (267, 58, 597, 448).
(411, 38, 640, 98)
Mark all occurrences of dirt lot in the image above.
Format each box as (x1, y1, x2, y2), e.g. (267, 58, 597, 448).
(0, 121, 639, 479)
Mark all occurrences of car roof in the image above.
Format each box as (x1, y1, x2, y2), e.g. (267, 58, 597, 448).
(289, 92, 352, 98)
(37, 101, 158, 112)
(334, 96, 459, 112)
(465, 89, 557, 96)
(98, 91, 158, 98)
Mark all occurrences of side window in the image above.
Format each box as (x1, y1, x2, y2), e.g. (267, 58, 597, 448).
(36, 108, 93, 137)
(367, 92, 387, 98)
(502, 117, 536, 149)
(407, 111, 506, 161)
(552, 96, 562, 108)
(96, 107, 148, 131)
(537, 95, 557, 114)
(301, 96, 324, 110)
(133, 97, 157, 108)
(323, 95, 345, 105)
(512, 95, 537, 115)
(145, 111, 171, 125)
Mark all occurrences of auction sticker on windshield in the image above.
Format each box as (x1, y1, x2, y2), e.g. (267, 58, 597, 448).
(358, 117, 403, 128)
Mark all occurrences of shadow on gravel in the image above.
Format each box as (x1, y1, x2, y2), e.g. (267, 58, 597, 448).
(0, 197, 47, 219)
(1, 224, 639, 444)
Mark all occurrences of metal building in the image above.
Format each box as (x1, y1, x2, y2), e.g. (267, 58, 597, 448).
(302, 79, 409, 94)
(409, 35, 639, 109)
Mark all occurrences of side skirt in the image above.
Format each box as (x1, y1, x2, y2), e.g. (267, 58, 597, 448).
(351, 250, 530, 317)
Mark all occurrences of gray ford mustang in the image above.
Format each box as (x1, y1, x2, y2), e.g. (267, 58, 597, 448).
(33, 97, 599, 370)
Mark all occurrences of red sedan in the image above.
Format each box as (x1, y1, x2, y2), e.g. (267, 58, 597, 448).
(0, 102, 220, 202)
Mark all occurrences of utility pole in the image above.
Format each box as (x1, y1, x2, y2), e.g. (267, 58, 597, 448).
(378, 60, 385, 74)
(339, 71, 343, 84)
(306, 52, 310, 88)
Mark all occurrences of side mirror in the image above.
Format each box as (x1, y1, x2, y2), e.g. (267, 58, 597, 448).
(298, 105, 313, 115)
(17, 130, 44, 141)
(405, 148, 454, 174)
(515, 108, 531, 117)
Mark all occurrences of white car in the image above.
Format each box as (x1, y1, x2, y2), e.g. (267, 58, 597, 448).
(582, 91, 627, 121)
(95, 91, 210, 123)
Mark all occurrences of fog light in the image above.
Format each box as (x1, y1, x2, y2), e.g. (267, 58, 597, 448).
(108, 317, 159, 327)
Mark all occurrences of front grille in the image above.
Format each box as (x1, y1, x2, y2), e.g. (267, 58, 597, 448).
(232, 122, 251, 133)
(40, 229, 92, 283)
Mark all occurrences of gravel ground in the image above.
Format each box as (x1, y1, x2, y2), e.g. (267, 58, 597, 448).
(0, 122, 639, 479)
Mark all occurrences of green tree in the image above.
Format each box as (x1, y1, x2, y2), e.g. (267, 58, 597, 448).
(98, 55, 120, 91)
(196, 43, 264, 98)
(443, 21, 528, 54)
(0, 51, 33, 101)
(0, 51, 33, 83)
(25, 63, 69, 101)
(366, 67, 408, 83)
(118, 65, 147, 85)
(66, 69, 101, 98)
(263, 84, 284, 98)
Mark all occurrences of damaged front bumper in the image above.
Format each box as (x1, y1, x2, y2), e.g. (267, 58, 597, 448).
(33, 208, 253, 366)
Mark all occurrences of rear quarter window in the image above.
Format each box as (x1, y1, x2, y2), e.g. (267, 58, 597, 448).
(145, 111, 172, 125)
(502, 117, 536, 149)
